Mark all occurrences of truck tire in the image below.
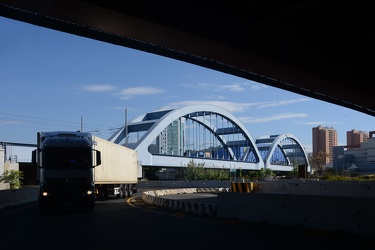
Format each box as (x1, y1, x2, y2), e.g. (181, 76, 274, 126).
(127, 184, 133, 197)
(120, 184, 128, 198)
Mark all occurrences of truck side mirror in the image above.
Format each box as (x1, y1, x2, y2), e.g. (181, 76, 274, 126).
(31, 150, 37, 168)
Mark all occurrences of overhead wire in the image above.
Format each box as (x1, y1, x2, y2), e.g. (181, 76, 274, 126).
(0, 111, 119, 137)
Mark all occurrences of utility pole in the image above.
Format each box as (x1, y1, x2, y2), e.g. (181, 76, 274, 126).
(125, 108, 128, 147)
(81, 115, 84, 132)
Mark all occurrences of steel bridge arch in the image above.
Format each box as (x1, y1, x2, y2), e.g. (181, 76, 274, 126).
(256, 134, 310, 172)
(109, 104, 264, 170)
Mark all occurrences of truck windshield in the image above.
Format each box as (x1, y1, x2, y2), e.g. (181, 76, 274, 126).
(44, 147, 92, 169)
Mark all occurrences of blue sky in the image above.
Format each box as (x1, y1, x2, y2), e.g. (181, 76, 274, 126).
(1, 16, 374, 155)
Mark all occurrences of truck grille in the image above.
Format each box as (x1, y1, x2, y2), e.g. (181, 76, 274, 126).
(47, 177, 88, 186)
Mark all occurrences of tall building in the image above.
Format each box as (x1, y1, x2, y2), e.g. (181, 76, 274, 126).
(156, 119, 185, 155)
(312, 125, 338, 164)
(346, 129, 369, 149)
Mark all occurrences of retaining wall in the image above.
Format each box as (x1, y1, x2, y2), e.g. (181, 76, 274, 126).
(0, 186, 38, 209)
(216, 192, 375, 236)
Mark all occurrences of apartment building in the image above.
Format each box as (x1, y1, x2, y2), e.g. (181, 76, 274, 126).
(312, 125, 338, 164)
(346, 129, 369, 149)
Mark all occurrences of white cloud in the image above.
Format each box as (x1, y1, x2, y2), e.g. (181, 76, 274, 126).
(118, 86, 164, 99)
(0, 119, 24, 125)
(221, 84, 244, 92)
(239, 113, 308, 124)
(248, 83, 268, 91)
(305, 121, 342, 126)
(179, 81, 264, 93)
(161, 100, 265, 113)
(83, 84, 116, 92)
(306, 121, 326, 126)
(257, 98, 310, 108)
(179, 82, 211, 90)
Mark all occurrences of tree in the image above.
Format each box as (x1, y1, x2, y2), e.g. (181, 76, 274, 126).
(255, 168, 275, 180)
(310, 151, 329, 176)
(0, 170, 24, 189)
(182, 160, 229, 180)
(247, 171, 258, 180)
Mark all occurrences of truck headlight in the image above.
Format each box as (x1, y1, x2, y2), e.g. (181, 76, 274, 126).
(87, 190, 93, 195)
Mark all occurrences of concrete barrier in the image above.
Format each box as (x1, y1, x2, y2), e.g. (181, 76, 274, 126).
(230, 182, 253, 192)
(216, 192, 375, 236)
(141, 188, 219, 216)
(141, 180, 375, 236)
(252, 180, 375, 198)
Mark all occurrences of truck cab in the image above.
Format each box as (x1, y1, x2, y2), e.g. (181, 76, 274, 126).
(32, 131, 101, 212)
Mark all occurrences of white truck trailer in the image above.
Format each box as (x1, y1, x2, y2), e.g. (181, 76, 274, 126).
(93, 136, 138, 199)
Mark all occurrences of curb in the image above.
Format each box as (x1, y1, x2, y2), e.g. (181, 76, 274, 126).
(141, 187, 226, 216)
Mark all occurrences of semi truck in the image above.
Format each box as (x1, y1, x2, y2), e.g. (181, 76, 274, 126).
(32, 131, 138, 212)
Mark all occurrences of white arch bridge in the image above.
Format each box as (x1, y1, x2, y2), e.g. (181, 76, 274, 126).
(108, 104, 310, 173)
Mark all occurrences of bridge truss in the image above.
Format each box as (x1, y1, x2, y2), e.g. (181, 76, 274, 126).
(109, 104, 310, 173)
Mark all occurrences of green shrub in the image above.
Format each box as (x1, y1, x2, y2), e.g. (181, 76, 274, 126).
(182, 160, 229, 180)
(0, 170, 24, 189)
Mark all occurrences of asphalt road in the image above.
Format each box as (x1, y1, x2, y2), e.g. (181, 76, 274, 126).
(0, 189, 373, 249)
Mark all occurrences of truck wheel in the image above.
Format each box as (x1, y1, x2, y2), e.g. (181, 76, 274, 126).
(127, 184, 133, 197)
(120, 184, 128, 198)
(119, 184, 124, 198)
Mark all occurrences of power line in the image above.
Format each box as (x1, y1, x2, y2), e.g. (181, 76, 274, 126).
(0, 111, 121, 137)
